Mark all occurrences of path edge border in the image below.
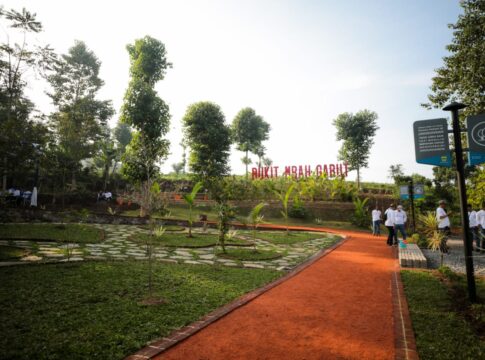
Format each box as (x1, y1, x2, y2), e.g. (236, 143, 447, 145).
(125, 233, 349, 360)
(392, 259, 420, 360)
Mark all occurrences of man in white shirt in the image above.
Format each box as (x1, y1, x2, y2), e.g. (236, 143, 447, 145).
(384, 204, 396, 246)
(394, 205, 407, 242)
(371, 205, 382, 236)
(477, 204, 485, 250)
(436, 200, 451, 253)
(468, 204, 480, 251)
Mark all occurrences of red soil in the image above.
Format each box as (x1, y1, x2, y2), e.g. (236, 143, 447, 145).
(158, 229, 396, 360)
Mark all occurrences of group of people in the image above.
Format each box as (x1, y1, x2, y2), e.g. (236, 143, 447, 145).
(371, 199, 485, 252)
(468, 203, 485, 252)
(3, 187, 37, 207)
(371, 204, 408, 246)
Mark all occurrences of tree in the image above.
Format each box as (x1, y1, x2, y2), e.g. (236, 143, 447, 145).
(388, 164, 404, 183)
(182, 181, 203, 237)
(120, 36, 171, 184)
(47, 41, 114, 187)
(422, 0, 485, 118)
(274, 183, 296, 235)
(0, 7, 55, 190)
(333, 110, 379, 189)
(182, 101, 232, 192)
(232, 107, 270, 179)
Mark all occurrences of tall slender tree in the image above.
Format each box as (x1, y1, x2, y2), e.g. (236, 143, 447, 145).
(333, 110, 379, 189)
(0, 8, 55, 190)
(120, 36, 171, 184)
(231, 107, 270, 179)
(47, 41, 113, 187)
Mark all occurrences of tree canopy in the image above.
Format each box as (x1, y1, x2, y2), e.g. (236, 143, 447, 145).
(423, 0, 485, 118)
(182, 101, 232, 187)
(333, 110, 379, 188)
(120, 36, 171, 183)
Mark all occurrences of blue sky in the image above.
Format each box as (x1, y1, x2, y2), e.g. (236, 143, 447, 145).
(2, 0, 463, 183)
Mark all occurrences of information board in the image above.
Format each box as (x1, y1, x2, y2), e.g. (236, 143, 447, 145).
(466, 114, 485, 166)
(413, 118, 452, 167)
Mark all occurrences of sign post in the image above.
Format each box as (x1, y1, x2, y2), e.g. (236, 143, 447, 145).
(443, 102, 476, 303)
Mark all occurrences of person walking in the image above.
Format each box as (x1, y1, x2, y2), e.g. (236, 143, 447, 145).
(384, 204, 396, 246)
(477, 204, 485, 251)
(436, 200, 451, 253)
(394, 205, 407, 243)
(468, 204, 480, 252)
(371, 205, 382, 236)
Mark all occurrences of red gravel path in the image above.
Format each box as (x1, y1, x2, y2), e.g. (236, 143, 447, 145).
(157, 229, 396, 360)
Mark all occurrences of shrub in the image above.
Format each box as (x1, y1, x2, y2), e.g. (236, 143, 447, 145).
(351, 197, 369, 228)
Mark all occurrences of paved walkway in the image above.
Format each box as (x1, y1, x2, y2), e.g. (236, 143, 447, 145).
(0, 224, 339, 271)
(157, 229, 397, 360)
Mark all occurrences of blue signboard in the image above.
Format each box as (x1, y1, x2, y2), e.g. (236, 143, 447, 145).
(414, 119, 452, 167)
(467, 114, 485, 166)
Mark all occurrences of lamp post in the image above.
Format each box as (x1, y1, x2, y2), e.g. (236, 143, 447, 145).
(443, 102, 476, 302)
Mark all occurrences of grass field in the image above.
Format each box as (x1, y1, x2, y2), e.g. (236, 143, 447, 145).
(131, 232, 251, 247)
(0, 223, 104, 243)
(0, 261, 281, 360)
(401, 269, 485, 360)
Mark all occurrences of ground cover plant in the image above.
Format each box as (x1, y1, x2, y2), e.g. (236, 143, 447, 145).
(0, 224, 104, 243)
(246, 231, 329, 245)
(0, 245, 29, 261)
(216, 248, 283, 261)
(0, 261, 281, 360)
(401, 269, 485, 360)
(131, 232, 251, 248)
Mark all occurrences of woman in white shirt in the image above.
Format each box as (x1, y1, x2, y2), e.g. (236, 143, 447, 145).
(436, 200, 451, 253)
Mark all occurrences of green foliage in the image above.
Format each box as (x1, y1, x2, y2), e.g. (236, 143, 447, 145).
(423, 0, 485, 118)
(248, 202, 267, 247)
(183, 181, 203, 237)
(214, 201, 236, 253)
(48, 41, 114, 186)
(132, 232, 248, 247)
(0, 7, 56, 190)
(288, 195, 308, 219)
(333, 110, 379, 188)
(121, 36, 171, 183)
(468, 166, 485, 208)
(0, 245, 29, 261)
(231, 107, 270, 178)
(182, 101, 232, 185)
(0, 261, 280, 359)
(275, 182, 296, 233)
(351, 197, 369, 228)
(0, 223, 104, 243)
(418, 211, 439, 239)
(216, 248, 282, 261)
(401, 270, 485, 360)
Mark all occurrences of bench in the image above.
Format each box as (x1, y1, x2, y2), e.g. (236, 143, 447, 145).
(399, 243, 427, 268)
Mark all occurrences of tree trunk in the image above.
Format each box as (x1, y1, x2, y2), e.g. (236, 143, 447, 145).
(103, 163, 110, 191)
(2, 156, 7, 191)
(356, 167, 361, 190)
(245, 149, 249, 180)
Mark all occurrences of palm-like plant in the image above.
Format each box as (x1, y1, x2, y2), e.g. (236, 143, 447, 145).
(428, 230, 446, 267)
(275, 183, 295, 235)
(418, 211, 438, 238)
(248, 202, 267, 250)
(183, 181, 203, 238)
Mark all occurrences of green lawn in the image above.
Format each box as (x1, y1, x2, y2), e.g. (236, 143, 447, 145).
(0, 261, 281, 360)
(131, 232, 251, 248)
(247, 231, 328, 245)
(217, 248, 283, 261)
(0, 245, 29, 261)
(401, 270, 485, 360)
(0, 223, 104, 243)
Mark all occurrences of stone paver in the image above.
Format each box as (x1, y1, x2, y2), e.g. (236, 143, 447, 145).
(0, 224, 340, 271)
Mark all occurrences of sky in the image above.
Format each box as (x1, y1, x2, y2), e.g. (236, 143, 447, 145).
(1, 0, 463, 183)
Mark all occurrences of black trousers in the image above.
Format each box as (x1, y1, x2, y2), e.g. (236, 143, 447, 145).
(386, 226, 395, 245)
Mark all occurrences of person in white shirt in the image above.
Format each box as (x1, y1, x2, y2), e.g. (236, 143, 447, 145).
(371, 205, 382, 236)
(436, 200, 451, 253)
(394, 205, 407, 242)
(477, 204, 485, 250)
(468, 204, 480, 251)
(384, 204, 396, 246)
